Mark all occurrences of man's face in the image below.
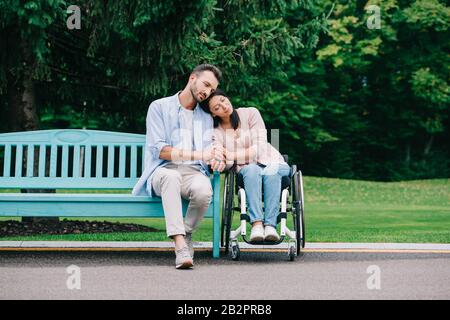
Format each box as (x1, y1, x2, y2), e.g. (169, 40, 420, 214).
(189, 71, 219, 103)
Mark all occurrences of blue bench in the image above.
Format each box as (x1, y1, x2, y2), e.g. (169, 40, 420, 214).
(0, 129, 221, 257)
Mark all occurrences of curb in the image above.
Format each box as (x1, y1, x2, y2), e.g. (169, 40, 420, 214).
(0, 241, 449, 253)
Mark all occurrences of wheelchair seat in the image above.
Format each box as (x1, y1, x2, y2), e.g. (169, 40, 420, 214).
(236, 171, 291, 190)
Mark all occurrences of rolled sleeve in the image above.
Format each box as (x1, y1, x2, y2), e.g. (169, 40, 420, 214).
(147, 102, 170, 159)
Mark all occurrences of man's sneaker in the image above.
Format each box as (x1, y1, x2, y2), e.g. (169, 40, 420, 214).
(264, 225, 280, 242)
(185, 233, 194, 259)
(175, 245, 193, 269)
(250, 224, 264, 242)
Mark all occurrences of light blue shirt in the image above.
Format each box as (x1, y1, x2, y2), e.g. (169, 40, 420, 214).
(132, 92, 213, 196)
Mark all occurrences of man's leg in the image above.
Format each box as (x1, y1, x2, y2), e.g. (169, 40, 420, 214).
(151, 166, 186, 242)
(152, 165, 194, 269)
(180, 165, 213, 234)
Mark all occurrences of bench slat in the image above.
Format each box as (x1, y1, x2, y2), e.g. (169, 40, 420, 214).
(141, 146, 145, 173)
(96, 145, 103, 178)
(0, 130, 145, 144)
(26, 144, 34, 177)
(38, 144, 46, 177)
(0, 193, 162, 202)
(15, 145, 23, 177)
(73, 145, 81, 178)
(108, 145, 114, 178)
(119, 145, 126, 178)
(0, 194, 206, 217)
(50, 145, 57, 177)
(131, 145, 137, 178)
(84, 145, 92, 178)
(0, 202, 194, 218)
(0, 177, 137, 189)
(3, 144, 11, 177)
(61, 145, 69, 177)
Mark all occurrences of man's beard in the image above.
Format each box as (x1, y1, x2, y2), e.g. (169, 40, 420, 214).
(190, 81, 204, 103)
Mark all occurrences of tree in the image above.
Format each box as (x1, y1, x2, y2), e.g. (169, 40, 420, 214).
(292, 0, 449, 180)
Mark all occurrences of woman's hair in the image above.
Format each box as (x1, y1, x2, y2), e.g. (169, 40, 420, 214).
(200, 89, 240, 130)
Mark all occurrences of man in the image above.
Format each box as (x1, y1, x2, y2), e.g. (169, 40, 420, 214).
(132, 64, 225, 269)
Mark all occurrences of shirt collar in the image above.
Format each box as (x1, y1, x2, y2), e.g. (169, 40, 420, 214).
(175, 91, 199, 113)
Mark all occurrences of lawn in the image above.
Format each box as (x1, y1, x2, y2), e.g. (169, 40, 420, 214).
(1, 177, 449, 243)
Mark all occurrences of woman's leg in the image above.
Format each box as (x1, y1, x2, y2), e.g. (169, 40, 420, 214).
(262, 163, 291, 227)
(239, 163, 264, 225)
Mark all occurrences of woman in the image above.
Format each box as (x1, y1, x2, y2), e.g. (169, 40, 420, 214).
(200, 89, 290, 242)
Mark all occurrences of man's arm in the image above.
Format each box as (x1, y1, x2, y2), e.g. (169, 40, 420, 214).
(148, 103, 224, 163)
(146, 103, 217, 162)
(147, 101, 170, 160)
(159, 146, 212, 162)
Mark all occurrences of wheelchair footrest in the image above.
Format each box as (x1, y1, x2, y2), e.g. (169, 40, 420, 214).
(243, 236, 285, 246)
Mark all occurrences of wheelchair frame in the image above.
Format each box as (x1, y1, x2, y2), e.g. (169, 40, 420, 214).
(221, 160, 305, 261)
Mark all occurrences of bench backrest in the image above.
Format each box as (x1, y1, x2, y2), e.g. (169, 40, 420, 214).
(0, 130, 145, 189)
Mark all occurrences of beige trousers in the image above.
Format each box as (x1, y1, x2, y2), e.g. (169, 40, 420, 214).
(151, 163, 213, 237)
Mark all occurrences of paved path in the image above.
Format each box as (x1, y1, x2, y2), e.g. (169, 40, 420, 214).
(1, 250, 449, 300)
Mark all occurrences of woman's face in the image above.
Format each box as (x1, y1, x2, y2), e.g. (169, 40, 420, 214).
(208, 95, 234, 118)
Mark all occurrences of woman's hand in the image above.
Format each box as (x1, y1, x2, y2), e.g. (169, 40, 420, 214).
(210, 159, 227, 172)
(225, 149, 236, 162)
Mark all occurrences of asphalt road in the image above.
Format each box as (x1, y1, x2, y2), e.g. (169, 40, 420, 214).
(0, 250, 449, 300)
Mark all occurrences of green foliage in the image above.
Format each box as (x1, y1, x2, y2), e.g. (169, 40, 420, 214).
(296, 0, 450, 180)
(411, 68, 449, 108)
(0, 0, 449, 181)
(403, 0, 450, 31)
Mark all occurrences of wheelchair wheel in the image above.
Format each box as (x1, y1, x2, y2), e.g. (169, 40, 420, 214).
(230, 241, 240, 261)
(298, 171, 305, 248)
(292, 203, 301, 256)
(289, 245, 296, 261)
(222, 171, 235, 253)
(221, 173, 229, 248)
(292, 170, 306, 255)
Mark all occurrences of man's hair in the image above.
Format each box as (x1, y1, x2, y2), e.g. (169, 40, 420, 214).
(192, 64, 222, 82)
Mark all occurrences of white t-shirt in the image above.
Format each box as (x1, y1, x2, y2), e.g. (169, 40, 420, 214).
(179, 107, 196, 165)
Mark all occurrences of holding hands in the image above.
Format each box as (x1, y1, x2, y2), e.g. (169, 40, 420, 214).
(203, 145, 228, 172)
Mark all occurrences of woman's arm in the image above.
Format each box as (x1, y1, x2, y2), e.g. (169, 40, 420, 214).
(222, 108, 268, 164)
(225, 148, 256, 163)
(233, 108, 268, 163)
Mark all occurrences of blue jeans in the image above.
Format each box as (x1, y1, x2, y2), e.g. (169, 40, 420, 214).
(239, 163, 291, 227)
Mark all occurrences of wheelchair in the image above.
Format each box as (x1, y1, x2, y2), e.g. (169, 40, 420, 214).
(221, 156, 305, 261)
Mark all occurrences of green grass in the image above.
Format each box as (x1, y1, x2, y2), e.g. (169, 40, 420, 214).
(1, 177, 449, 243)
